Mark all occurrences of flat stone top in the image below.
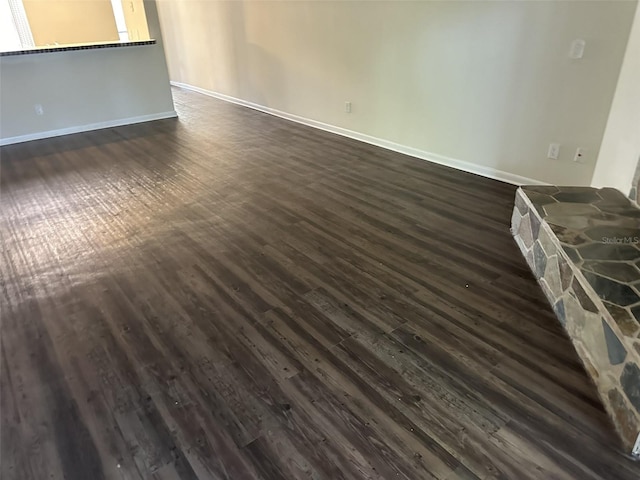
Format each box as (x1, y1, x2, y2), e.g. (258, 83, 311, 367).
(0, 40, 156, 57)
(521, 185, 640, 339)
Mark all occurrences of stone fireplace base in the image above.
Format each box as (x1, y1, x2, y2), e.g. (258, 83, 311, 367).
(512, 186, 640, 456)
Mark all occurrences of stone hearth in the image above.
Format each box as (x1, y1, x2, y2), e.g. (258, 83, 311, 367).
(512, 185, 640, 456)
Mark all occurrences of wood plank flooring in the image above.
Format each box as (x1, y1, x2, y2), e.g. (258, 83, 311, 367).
(1, 86, 638, 479)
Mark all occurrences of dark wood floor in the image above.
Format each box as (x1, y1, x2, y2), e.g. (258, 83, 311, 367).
(1, 87, 638, 480)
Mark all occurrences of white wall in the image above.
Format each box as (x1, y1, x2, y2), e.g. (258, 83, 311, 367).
(591, 2, 640, 194)
(157, 0, 636, 185)
(0, 0, 175, 145)
(0, 0, 23, 52)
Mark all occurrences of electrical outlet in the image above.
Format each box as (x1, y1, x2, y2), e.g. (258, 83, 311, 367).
(34, 104, 44, 116)
(547, 143, 560, 160)
(569, 39, 586, 59)
(574, 147, 587, 163)
(345, 101, 352, 114)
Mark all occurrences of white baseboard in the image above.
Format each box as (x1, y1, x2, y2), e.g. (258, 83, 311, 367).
(171, 81, 546, 186)
(0, 111, 178, 146)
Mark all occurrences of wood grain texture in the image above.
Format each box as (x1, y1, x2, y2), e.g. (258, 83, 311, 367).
(1, 87, 638, 479)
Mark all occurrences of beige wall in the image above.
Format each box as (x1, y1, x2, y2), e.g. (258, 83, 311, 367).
(157, 0, 636, 185)
(0, 0, 174, 143)
(122, 0, 151, 41)
(591, 3, 640, 194)
(23, 0, 119, 46)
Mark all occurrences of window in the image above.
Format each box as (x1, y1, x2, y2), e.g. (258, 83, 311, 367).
(1, 0, 150, 52)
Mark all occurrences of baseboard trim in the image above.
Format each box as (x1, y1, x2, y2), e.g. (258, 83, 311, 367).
(171, 81, 546, 186)
(0, 111, 178, 146)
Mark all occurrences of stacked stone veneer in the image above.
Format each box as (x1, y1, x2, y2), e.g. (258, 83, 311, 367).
(512, 186, 640, 455)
